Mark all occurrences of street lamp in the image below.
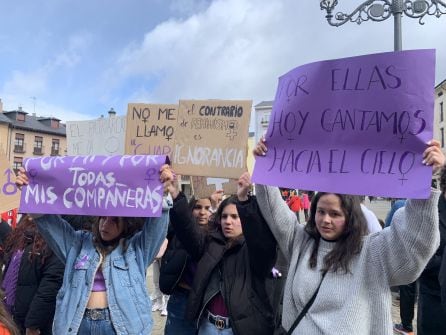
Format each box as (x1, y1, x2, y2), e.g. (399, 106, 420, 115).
(320, 0, 446, 51)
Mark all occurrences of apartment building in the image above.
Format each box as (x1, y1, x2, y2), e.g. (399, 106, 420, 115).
(0, 99, 66, 172)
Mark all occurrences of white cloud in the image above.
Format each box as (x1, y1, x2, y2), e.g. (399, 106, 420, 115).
(109, 0, 446, 108)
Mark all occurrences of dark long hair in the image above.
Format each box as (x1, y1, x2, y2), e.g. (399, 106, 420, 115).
(4, 215, 50, 264)
(210, 196, 243, 246)
(304, 192, 368, 273)
(0, 290, 19, 335)
(91, 216, 144, 255)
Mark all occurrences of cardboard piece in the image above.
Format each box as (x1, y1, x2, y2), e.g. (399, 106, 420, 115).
(191, 176, 238, 199)
(125, 103, 177, 157)
(172, 100, 252, 179)
(19, 155, 167, 217)
(67, 116, 126, 155)
(0, 154, 20, 213)
(252, 49, 436, 199)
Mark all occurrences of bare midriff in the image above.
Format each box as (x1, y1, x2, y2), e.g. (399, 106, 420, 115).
(87, 292, 108, 309)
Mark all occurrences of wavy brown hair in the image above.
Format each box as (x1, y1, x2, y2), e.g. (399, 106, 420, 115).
(305, 192, 368, 274)
(4, 215, 50, 264)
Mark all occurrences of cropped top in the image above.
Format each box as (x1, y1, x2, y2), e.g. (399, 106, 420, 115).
(92, 268, 106, 292)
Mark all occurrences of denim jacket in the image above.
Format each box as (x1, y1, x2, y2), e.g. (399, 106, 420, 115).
(35, 209, 169, 335)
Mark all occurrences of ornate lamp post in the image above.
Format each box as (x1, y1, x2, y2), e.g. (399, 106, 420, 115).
(320, 0, 446, 51)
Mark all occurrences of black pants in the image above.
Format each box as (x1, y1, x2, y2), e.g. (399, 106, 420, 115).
(399, 281, 417, 331)
(417, 292, 446, 335)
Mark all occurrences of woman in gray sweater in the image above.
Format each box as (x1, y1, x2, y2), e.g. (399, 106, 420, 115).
(252, 139, 444, 335)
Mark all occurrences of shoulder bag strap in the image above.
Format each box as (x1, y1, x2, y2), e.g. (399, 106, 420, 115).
(286, 271, 327, 335)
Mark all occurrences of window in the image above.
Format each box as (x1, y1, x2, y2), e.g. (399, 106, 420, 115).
(441, 127, 445, 148)
(51, 139, 60, 155)
(13, 157, 23, 172)
(261, 112, 271, 125)
(34, 136, 43, 155)
(441, 102, 444, 123)
(14, 134, 25, 153)
(16, 113, 25, 121)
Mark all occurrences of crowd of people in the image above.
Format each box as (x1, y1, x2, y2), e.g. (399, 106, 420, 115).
(0, 138, 443, 334)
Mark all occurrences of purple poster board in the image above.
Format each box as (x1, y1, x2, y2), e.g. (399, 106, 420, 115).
(19, 155, 168, 217)
(252, 50, 435, 199)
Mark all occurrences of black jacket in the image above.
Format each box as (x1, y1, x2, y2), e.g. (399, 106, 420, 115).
(170, 193, 277, 335)
(4, 244, 64, 334)
(159, 227, 190, 295)
(419, 195, 446, 296)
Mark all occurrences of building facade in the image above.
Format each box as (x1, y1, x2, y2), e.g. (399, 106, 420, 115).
(435, 79, 446, 154)
(254, 100, 273, 144)
(0, 99, 66, 172)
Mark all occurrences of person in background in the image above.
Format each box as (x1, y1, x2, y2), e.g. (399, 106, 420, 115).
(150, 258, 169, 316)
(301, 191, 310, 222)
(385, 199, 407, 228)
(1, 215, 64, 335)
(359, 196, 382, 234)
(160, 191, 217, 335)
(287, 191, 302, 223)
(384, 200, 416, 335)
(164, 167, 277, 335)
(253, 137, 443, 334)
(15, 166, 171, 335)
(416, 166, 446, 335)
(0, 221, 12, 274)
(0, 291, 19, 335)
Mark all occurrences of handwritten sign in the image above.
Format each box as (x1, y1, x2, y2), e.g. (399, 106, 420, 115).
(0, 154, 20, 213)
(125, 103, 177, 157)
(19, 155, 167, 217)
(252, 49, 435, 199)
(191, 176, 238, 199)
(173, 100, 252, 179)
(67, 116, 126, 155)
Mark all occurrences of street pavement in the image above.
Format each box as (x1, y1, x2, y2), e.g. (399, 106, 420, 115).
(148, 198, 415, 334)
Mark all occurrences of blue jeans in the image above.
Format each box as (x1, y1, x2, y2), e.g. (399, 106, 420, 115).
(164, 288, 196, 335)
(198, 318, 233, 335)
(78, 312, 116, 335)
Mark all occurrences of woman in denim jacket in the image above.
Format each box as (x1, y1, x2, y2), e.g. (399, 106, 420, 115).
(16, 166, 171, 335)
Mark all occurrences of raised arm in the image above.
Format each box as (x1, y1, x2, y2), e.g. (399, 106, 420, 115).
(33, 215, 78, 263)
(161, 165, 207, 261)
(237, 172, 277, 277)
(130, 164, 172, 268)
(253, 138, 304, 262)
(368, 140, 444, 286)
(16, 167, 78, 263)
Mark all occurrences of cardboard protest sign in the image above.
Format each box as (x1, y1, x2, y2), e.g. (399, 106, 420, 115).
(67, 116, 126, 155)
(191, 176, 238, 199)
(19, 155, 167, 217)
(125, 104, 177, 157)
(173, 100, 251, 179)
(0, 154, 20, 213)
(252, 49, 435, 199)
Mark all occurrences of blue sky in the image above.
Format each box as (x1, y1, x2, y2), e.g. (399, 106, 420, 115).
(0, 0, 445, 122)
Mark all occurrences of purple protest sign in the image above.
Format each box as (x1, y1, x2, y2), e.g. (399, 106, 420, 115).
(252, 50, 435, 199)
(19, 155, 168, 217)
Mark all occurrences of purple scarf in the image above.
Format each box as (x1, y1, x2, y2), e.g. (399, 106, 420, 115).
(2, 249, 24, 312)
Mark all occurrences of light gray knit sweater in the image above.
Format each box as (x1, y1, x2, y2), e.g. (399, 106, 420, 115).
(255, 185, 440, 335)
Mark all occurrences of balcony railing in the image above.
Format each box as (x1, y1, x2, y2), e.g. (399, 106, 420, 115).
(13, 144, 26, 153)
(33, 146, 44, 155)
(51, 148, 60, 156)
